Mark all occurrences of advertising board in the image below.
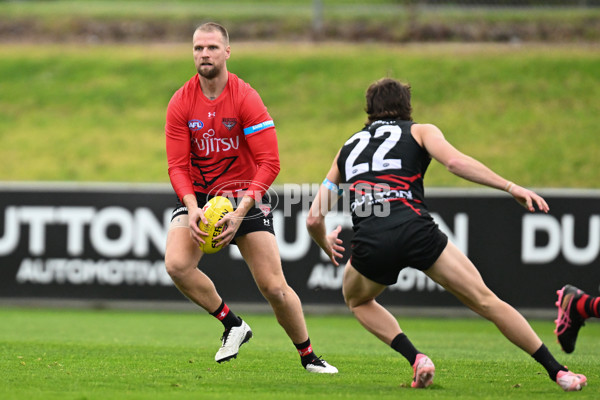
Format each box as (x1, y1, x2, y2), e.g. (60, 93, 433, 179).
(1, 183, 598, 310)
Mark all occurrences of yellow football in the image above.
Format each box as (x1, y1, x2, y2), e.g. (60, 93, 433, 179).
(198, 196, 234, 254)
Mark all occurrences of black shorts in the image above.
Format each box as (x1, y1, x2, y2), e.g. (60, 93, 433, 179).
(170, 193, 275, 243)
(350, 216, 448, 285)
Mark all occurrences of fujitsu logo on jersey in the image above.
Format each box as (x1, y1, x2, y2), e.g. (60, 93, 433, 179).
(191, 129, 239, 156)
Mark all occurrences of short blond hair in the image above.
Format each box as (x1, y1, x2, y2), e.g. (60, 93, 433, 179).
(194, 22, 229, 46)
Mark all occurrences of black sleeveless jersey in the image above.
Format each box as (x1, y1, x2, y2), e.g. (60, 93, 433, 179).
(337, 119, 433, 231)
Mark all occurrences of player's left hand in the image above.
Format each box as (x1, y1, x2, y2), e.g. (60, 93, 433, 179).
(212, 210, 242, 248)
(510, 185, 549, 213)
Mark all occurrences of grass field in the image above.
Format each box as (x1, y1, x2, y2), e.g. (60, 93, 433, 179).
(1, 42, 599, 187)
(1, 3, 599, 399)
(1, 308, 599, 399)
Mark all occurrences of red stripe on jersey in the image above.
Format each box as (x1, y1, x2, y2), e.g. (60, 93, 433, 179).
(390, 197, 423, 216)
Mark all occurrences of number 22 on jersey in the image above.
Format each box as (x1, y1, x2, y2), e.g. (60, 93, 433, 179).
(343, 124, 402, 180)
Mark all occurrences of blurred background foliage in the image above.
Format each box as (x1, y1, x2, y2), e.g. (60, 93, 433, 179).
(0, 1, 598, 187)
(2, 0, 599, 43)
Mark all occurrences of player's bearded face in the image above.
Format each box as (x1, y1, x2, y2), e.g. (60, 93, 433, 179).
(193, 30, 230, 80)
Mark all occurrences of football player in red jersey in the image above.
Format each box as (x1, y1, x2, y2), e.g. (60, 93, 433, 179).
(306, 78, 586, 390)
(164, 22, 336, 373)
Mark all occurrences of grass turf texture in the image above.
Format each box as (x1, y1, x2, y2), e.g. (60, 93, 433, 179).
(1, 308, 599, 399)
(1, 42, 599, 188)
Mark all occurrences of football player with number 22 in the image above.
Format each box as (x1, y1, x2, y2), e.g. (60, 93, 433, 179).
(306, 78, 586, 390)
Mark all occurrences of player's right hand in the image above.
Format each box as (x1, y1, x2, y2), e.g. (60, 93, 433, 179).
(188, 207, 209, 245)
(326, 225, 345, 266)
(510, 185, 549, 213)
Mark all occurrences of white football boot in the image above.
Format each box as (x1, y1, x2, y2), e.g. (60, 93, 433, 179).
(305, 357, 339, 374)
(215, 319, 253, 363)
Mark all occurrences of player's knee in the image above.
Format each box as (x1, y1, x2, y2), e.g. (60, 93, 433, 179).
(343, 291, 371, 311)
(258, 282, 288, 304)
(469, 291, 500, 317)
(163, 257, 180, 279)
(164, 253, 190, 281)
(345, 298, 359, 312)
(342, 291, 354, 308)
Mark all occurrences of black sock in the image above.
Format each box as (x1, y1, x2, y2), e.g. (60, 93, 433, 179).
(294, 338, 317, 367)
(210, 301, 242, 329)
(531, 344, 567, 381)
(391, 333, 420, 366)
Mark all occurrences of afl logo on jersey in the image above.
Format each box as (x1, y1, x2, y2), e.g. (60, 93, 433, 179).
(188, 120, 204, 131)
